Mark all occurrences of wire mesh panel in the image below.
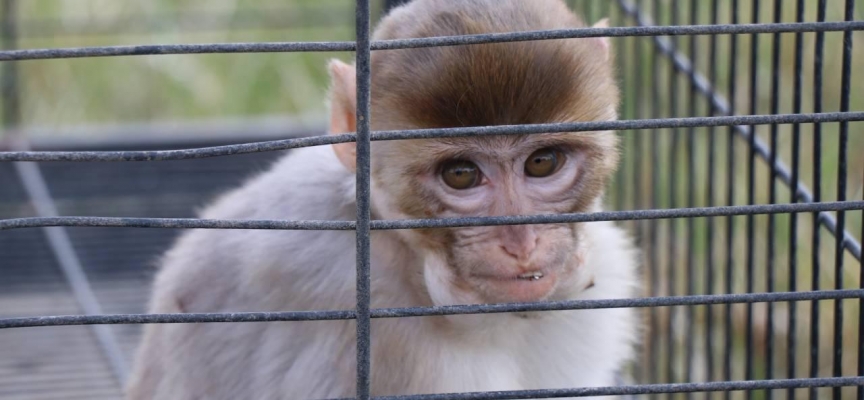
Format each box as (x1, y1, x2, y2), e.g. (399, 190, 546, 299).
(606, 1, 863, 399)
(1, 0, 863, 399)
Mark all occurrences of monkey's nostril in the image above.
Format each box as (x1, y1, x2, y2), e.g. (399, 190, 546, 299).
(499, 245, 522, 260)
(500, 239, 537, 262)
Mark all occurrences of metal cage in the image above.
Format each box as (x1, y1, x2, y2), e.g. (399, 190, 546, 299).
(1, 0, 863, 399)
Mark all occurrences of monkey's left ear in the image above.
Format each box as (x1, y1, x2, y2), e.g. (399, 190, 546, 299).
(592, 18, 612, 61)
(327, 59, 358, 171)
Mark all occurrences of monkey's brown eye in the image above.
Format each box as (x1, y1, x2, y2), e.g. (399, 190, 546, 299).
(525, 148, 564, 178)
(441, 160, 481, 190)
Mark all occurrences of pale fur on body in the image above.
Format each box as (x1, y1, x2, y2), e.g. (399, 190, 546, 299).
(127, 1, 641, 399)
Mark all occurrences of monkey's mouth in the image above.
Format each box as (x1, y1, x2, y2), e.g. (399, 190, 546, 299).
(517, 271, 544, 281)
(471, 269, 556, 302)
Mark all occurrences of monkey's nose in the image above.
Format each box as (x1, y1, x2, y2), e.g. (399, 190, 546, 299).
(499, 237, 538, 263)
(498, 225, 539, 263)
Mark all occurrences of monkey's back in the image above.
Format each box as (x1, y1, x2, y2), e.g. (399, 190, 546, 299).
(126, 146, 363, 399)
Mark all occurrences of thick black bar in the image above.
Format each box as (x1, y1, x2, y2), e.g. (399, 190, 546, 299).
(810, 2, 828, 399)
(789, 2, 805, 397)
(2, 112, 861, 163)
(724, 2, 739, 397)
(4, 202, 863, 232)
(1, 21, 863, 62)
(2, 290, 862, 330)
(354, 1, 373, 399)
(766, 1, 782, 398)
(834, 1, 855, 399)
(744, 3, 760, 396)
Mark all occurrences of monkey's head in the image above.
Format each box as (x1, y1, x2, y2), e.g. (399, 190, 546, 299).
(326, 0, 619, 306)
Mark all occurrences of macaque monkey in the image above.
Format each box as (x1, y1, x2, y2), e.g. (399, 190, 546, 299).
(127, 0, 639, 399)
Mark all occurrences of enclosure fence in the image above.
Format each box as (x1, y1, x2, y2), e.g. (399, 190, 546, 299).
(1, 0, 863, 399)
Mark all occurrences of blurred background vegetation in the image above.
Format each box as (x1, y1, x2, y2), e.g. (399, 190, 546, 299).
(0, 0, 862, 399)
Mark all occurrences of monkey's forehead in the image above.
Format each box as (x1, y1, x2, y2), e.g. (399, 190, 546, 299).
(369, 2, 618, 130)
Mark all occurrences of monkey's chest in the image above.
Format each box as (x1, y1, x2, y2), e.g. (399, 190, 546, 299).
(369, 318, 619, 397)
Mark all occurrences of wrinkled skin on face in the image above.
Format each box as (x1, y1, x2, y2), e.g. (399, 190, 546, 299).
(370, 131, 617, 306)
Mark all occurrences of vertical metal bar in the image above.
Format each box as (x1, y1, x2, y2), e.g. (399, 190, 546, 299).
(667, 0, 680, 392)
(684, 2, 697, 397)
(765, 2, 782, 399)
(609, 0, 627, 226)
(647, 0, 661, 395)
(629, 4, 642, 239)
(706, 0, 720, 394)
(723, 2, 739, 399)
(615, 0, 626, 214)
(810, 2, 827, 399)
(628, 2, 647, 383)
(832, 1, 854, 399)
(788, 1, 805, 398)
(354, 0, 373, 399)
(744, 1, 760, 398)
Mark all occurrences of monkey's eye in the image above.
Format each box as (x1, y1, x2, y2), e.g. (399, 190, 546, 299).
(441, 160, 481, 190)
(525, 148, 565, 178)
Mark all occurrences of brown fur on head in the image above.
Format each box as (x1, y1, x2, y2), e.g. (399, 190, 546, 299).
(328, 0, 620, 306)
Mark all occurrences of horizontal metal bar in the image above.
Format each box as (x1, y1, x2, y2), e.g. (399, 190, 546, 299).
(1, 112, 860, 162)
(0, 310, 357, 329)
(372, 201, 864, 232)
(353, 377, 864, 400)
(373, 290, 864, 319)
(1, 21, 862, 62)
(2, 289, 861, 329)
(0, 216, 355, 231)
(2, 201, 862, 232)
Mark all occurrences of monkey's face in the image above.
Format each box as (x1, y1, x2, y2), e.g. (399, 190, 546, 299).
(371, 132, 618, 305)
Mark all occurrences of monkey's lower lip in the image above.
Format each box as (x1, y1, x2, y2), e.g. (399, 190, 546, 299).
(472, 270, 557, 302)
(474, 269, 550, 281)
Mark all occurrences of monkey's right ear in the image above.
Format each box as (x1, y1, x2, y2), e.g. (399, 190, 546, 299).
(327, 59, 358, 171)
(591, 18, 612, 61)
